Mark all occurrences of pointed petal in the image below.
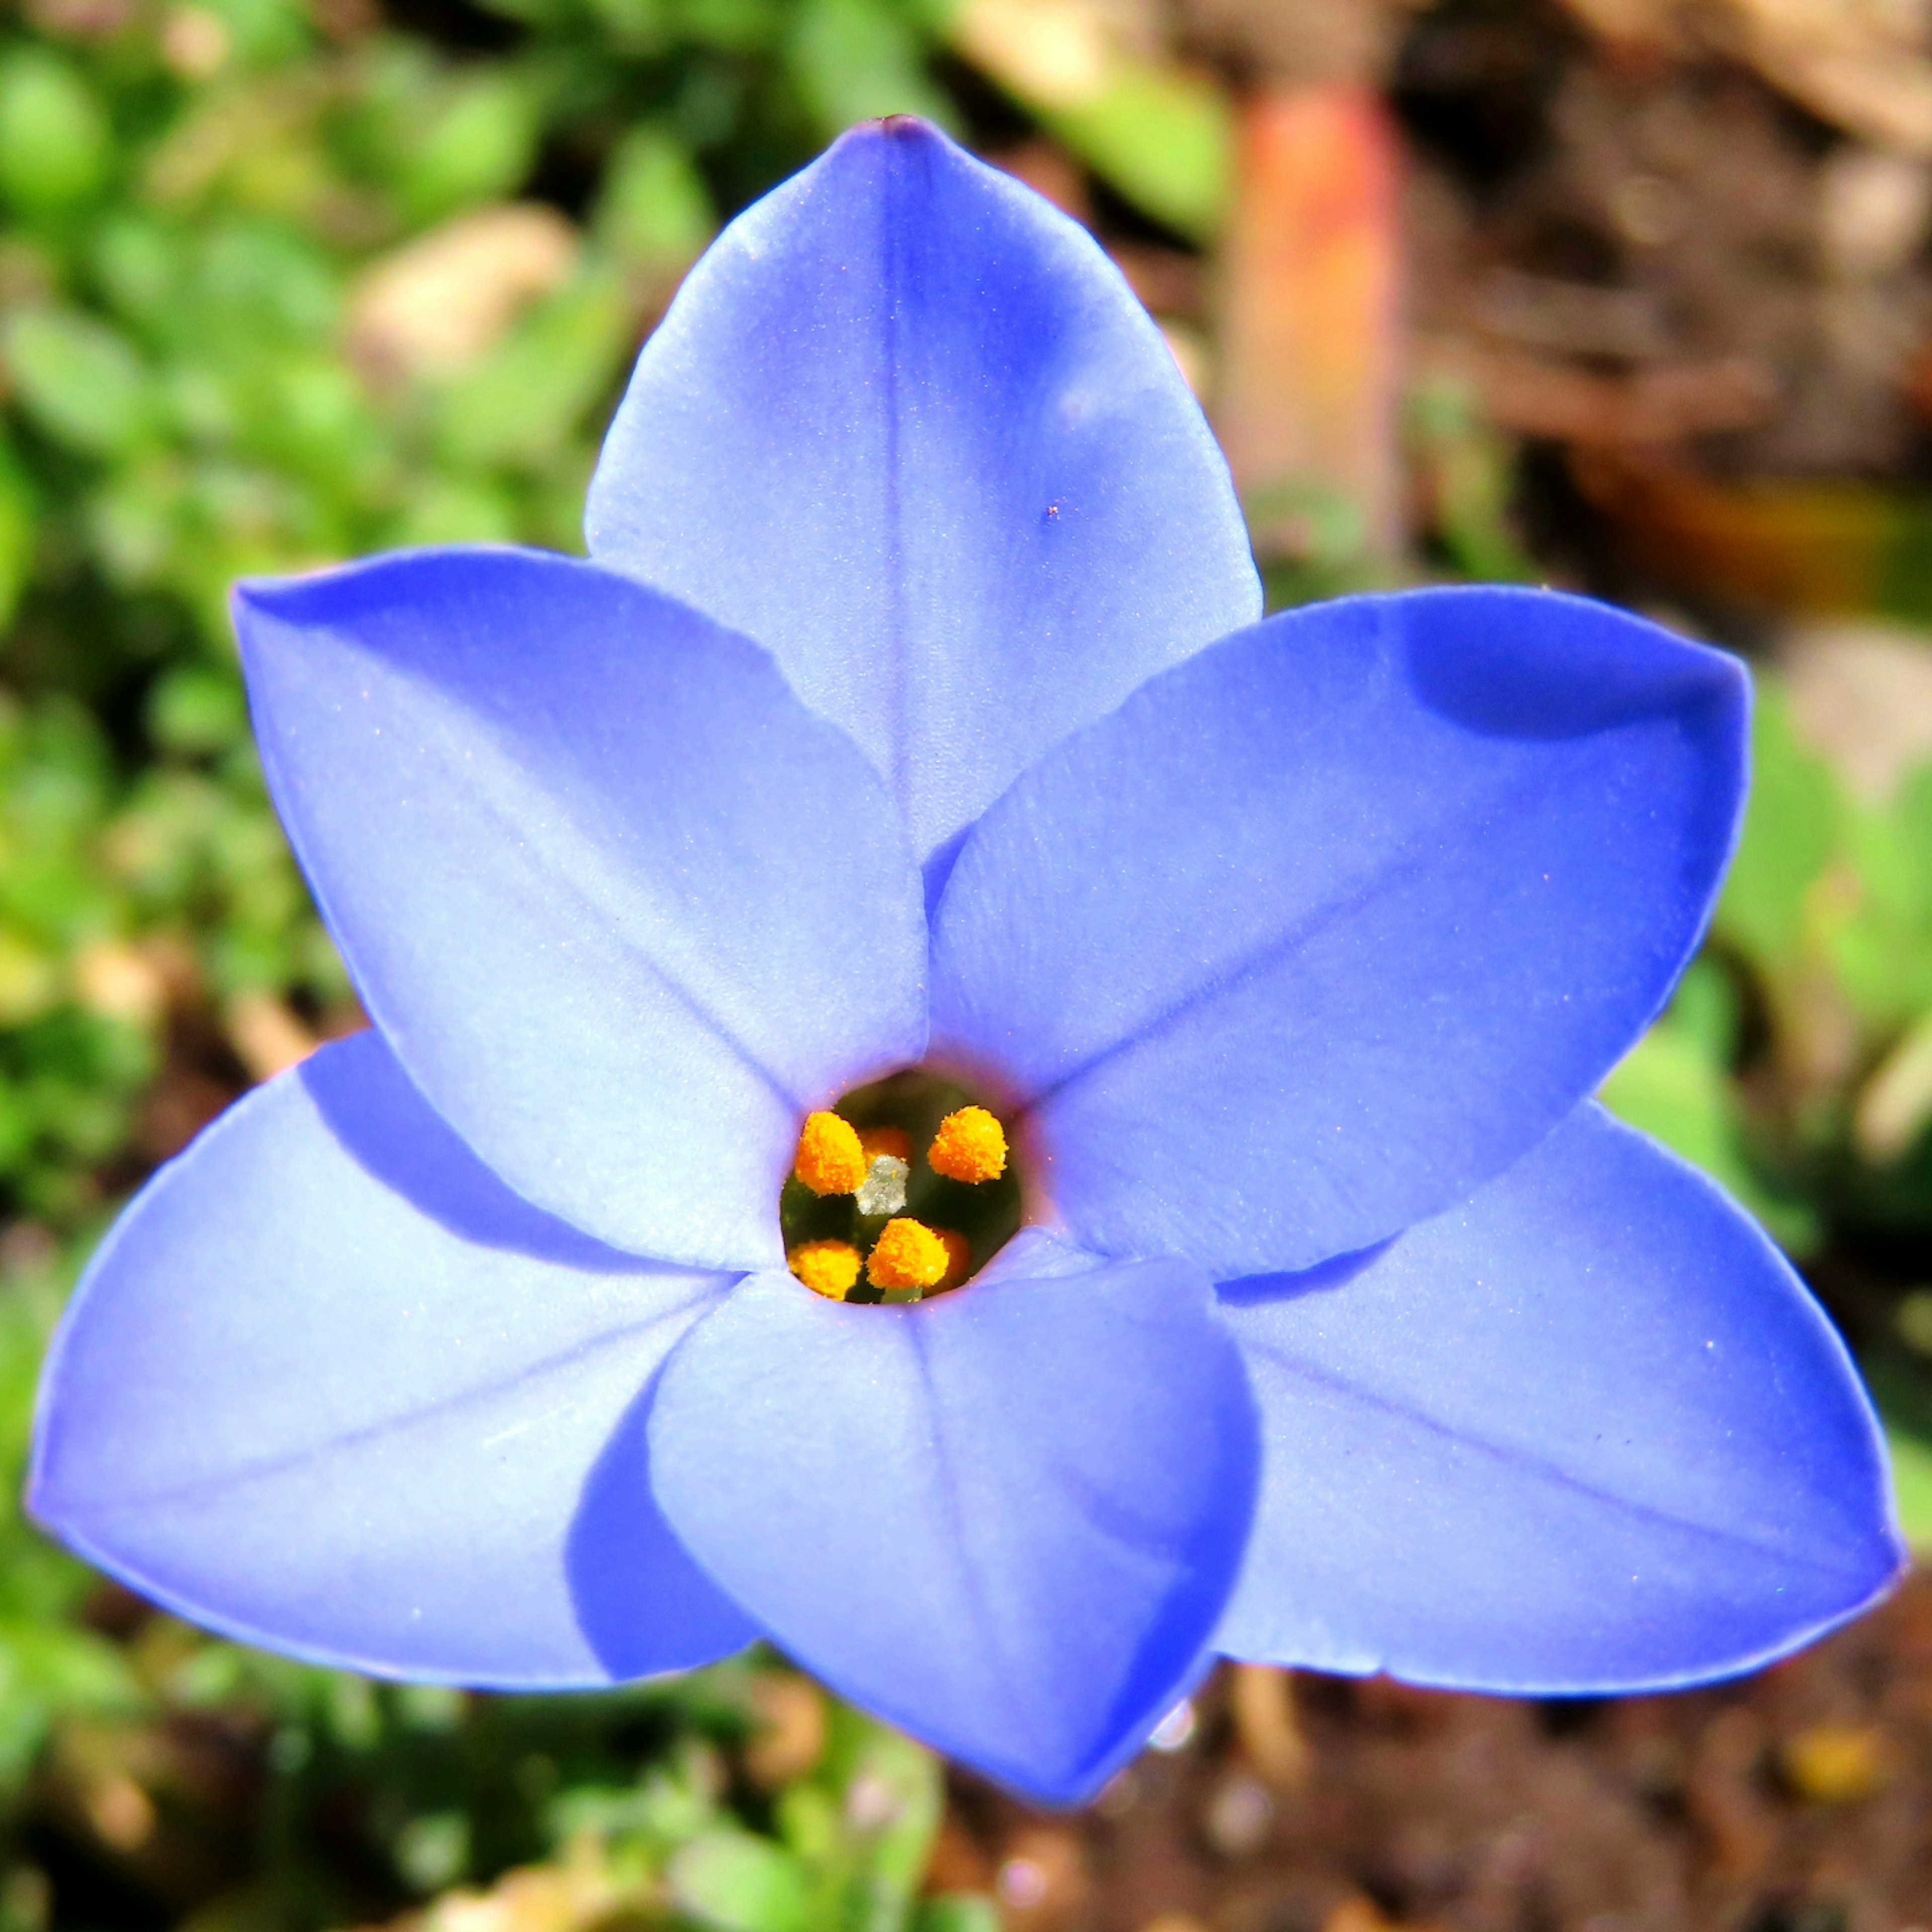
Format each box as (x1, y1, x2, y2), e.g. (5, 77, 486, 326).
(31, 1032, 758, 1684)
(647, 1231, 1258, 1802)
(932, 587, 1747, 1274)
(1216, 1104, 1902, 1689)
(586, 118, 1259, 867)
(236, 547, 926, 1270)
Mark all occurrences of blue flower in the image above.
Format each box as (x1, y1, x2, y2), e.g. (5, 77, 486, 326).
(28, 119, 1901, 1805)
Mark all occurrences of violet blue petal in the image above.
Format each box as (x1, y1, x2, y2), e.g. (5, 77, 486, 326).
(932, 586, 1746, 1275)
(236, 547, 926, 1271)
(646, 1230, 1258, 1803)
(586, 117, 1259, 870)
(1215, 1103, 1902, 1688)
(31, 1032, 758, 1684)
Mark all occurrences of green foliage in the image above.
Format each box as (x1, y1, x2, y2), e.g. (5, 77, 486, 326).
(0, 48, 111, 219)
(787, 0, 954, 138)
(1598, 961, 1820, 1255)
(596, 125, 715, 269)
(1035, 61, 1228, 244)
(1715, 682, 1843, 970)
(4, 308, 153, 458)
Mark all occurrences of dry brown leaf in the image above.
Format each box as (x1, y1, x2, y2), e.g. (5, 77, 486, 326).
(349, 205, 580, 386)
(224, 992, 319, 1082)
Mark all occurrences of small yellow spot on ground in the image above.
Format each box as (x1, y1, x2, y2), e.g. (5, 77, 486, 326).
(929, 1105, 1007, 1183)
(1780, 1722, 1891, 1804)
(788, 1240, 863, 1300)
(794, 1111, 867, 1195)
(743, 1673, 828, 1788)
(867, 1218, 951, 1292)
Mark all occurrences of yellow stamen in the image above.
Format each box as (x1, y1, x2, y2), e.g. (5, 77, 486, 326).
(935, 1228, 973, 1291)
(789, 1240, 863, 1301)
(858, 1125, 913, 1164)
(866, 1218, 951, 1293)
(794, 1110, 866, 1195)
(928, 1106, 1007, 1184)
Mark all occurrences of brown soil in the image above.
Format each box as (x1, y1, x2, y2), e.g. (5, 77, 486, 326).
(940, 1575, 1932, 1932)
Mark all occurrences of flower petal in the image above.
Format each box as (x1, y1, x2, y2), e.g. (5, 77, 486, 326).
(585, 117, 1259, 869)
(31, 1032, 759, 1684)
(1215, 1103, 1902, 1689)
(236, 547, 926, 1270)
(932, 587, 1747, 1274)
(647, 1230, 1258, 1802)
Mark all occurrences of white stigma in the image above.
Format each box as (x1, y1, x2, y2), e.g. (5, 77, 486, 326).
(855, 1154, 909, 1217)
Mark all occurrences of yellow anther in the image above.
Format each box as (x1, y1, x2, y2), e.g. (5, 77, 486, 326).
(928, 1106, 1007, 1184)
(794, 1110, 866, 1196)
(859, 1125, 913, 1164)
(866, 1218, 951, 1293)
(788, 1240, 863, 1301)
(935, 1228, 973, 1292)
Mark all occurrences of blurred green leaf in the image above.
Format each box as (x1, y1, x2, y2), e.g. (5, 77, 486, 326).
(1715, 678, 1843, 966)
(147, 664, 248, 757)
(829, 1715, 942, 1932)
(1886, 1420, 1932, 1552)
(1599, 962, 1820, 1253)
(0, 48, 111, 219)
(197, 0, 314, 67)
(913, 1899, 1001, 1932)
(1829, 758, 1932, 1031)
(0, 441, 34, 631)
(1864, 1351, 1932, 1552)
(399, 70, 542, 226)
(4, 308, 154, 458)
(387, 475, 521, 548)
(595, 124, 715, 272)
(1407, 379, 1533, 582)
(944, 0, 1229, 238)
(788, 0, 956, 136)
(396, 1810, 471, 1893)
(669, 1830, 814, 1932)
(437, 267, 635, 467)
(1047, 62, 1229, 242)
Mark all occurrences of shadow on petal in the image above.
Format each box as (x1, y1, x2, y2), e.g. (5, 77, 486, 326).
(1216, 1238, 1397, 1309)
(1398, 585, 1745, 741)
(302, 1031, 655, 1274)
(33, 1031, 751, 1685)
(567, 1366, 760, 1678)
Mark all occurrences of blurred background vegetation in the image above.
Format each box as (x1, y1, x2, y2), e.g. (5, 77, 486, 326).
(12, 0, 1932, 1927)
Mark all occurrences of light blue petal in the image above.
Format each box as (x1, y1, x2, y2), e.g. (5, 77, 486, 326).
(236, 546, 927, 1270)
(932, 587, 1747, 1275)
(647, 1230, 1258, 1803)
(1216, 1103, 1903, 1689)
(585, 118, 1259, 869)
(31, 1032, 759, 1684)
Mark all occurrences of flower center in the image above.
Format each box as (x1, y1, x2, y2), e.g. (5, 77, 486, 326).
(781, 1069, 1023, 1303)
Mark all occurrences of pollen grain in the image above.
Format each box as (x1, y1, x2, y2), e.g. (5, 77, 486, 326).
(928, 1106, 1007, 1184)
(794, 1111, 867, 1195)
(866, 1218, 952, 1293)
(788, 1240, 863, 1300)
